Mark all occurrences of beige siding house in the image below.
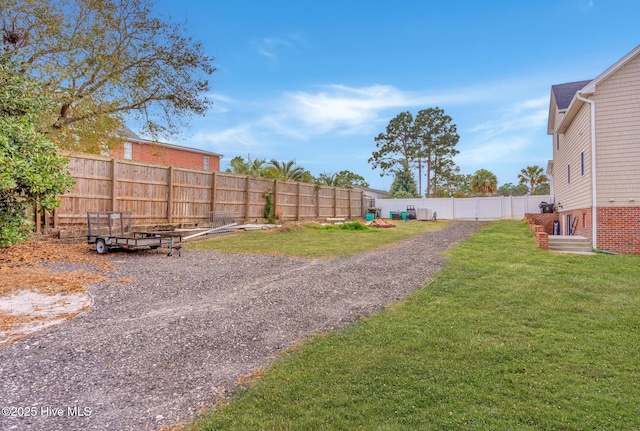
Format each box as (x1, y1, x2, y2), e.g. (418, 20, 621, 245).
(547, 45, 640, 253)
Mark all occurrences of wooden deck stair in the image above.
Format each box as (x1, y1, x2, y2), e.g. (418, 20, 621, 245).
(548, 235, 593, 254)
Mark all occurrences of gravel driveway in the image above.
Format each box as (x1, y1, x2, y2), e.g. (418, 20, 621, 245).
(0, 221, 484, 431)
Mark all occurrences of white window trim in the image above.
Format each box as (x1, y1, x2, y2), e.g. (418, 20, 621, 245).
(124, 142, 133, 160)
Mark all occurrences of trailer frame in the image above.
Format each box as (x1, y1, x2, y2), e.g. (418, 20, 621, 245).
(86, 211, 182, 255)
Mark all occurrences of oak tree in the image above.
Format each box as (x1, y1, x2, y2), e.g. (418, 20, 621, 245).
(1, 0, 215, 151)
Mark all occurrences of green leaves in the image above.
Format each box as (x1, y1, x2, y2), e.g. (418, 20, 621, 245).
(0, 55, 75, 247)
(1, 0, 215, 148)
(370, 108, 460, 197)
(518, 165, 549, 196)
(470, 169, 498, 196)
(389, 161, 420, 198)
(316, 170, 369, 188)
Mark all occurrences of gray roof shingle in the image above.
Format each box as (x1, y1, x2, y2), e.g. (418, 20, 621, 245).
(551, 80, 592, 110)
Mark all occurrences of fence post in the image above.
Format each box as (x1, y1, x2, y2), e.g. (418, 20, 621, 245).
(210, 171, 217, 213)
(296, 182, 301, 221)
(245, 176, 251, 219)
(167, 165, 174, 224)
(273, 179, 278, 219)
(316, 186, 320, 218)
(111, 158, 118, 211)
(348, 189, 352, 219)
(509, 195, 526, 219)
(333, 187, 338, 217)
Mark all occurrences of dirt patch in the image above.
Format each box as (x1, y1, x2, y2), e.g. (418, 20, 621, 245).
(0, 267, 106, 297)
(0, 236, 111, 346)
(0, 236, 111, 269)
(0, 290, 92, 345)
(276, 224, 303, 233)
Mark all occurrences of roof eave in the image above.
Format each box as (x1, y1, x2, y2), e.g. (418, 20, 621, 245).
(582, 44, 640, 94)
(125, 137, 224, 158)
(546, 90, 557, 135)
(557, 99, 584, 134)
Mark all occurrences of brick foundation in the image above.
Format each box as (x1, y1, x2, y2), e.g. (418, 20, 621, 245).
(549, 206, 640, 254)
(536, 231, 549, 250)
(556, 208, 593, 243)
(524, 213, 558, 235)
(596, 207, 640, 254)
(523, 215, 554, 250)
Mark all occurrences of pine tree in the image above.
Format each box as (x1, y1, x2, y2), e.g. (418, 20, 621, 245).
(389, 162, 420, 198)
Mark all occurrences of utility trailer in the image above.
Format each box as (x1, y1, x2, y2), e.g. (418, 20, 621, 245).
(87, 211, 182, 255)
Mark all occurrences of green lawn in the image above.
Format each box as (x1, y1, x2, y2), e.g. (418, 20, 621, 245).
(187, 220, 640, 430)
(187, 220, 449, 258)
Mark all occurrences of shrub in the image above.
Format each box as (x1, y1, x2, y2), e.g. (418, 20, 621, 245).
(0, 55, 75, 247)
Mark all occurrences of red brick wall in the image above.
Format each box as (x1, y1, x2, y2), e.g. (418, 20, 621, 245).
(556, 208, 593, 243)
(527, 207, 640, 254)
(597, 207, 640, 254)
(536, 231, 549, 250)
(524, 213, 558, 234)
(110, 142, 220, 171)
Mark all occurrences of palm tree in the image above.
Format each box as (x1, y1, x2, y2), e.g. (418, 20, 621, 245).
(316, 173, 338, 186)
(226, 155, 266, 176)
(470, 169, 498, 196)
(517, 165, 549, 195)
(263, 159, 307, 181)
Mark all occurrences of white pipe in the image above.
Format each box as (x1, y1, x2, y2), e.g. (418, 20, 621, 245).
(576, 92, 597, 249)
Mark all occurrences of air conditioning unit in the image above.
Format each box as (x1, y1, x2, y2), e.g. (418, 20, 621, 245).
(417, 208, 432, 221)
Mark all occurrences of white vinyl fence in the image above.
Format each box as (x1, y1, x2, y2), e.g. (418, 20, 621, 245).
(375, 195, 551, 221)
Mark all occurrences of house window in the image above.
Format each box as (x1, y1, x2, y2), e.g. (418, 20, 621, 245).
(100, 144, 110, 157)
(124, 142, 132, 160)
(567, 164, 571, 184)
(203, 156, 210, 170)
(580, 151, 584, 176)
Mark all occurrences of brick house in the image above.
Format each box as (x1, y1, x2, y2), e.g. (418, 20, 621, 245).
(547, 44, 640, 254)
(109, 127, 223, 171)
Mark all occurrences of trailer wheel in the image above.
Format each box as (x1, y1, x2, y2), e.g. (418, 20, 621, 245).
(96, 238, 108, 254)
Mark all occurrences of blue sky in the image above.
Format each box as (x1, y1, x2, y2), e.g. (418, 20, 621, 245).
(147, 0, 640, 191)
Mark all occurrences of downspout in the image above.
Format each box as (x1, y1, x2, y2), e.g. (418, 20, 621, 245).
(575, 92, 597, 249)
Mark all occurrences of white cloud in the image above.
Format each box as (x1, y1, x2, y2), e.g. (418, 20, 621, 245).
(191, 81, 555, 179)
(257, 48, 277, 60)
(193, 125, 261, 153)
(267, 83, 506, 138)
(205, 92, 235, 113)
(254, 34, 309, 61)
(457, 137, 530, 166)
(208, 93, 235, 103)
(469, 96, 548, 139)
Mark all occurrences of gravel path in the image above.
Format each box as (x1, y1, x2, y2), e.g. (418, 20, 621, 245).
(0, 222, 484, 431)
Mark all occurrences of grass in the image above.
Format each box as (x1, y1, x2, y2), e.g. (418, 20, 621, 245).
(187, 220, 449, 258)
(187, 220, 640, 431)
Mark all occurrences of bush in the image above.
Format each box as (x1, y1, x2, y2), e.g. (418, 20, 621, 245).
(311, 221, 370, 232)
(0, 55, 75, 247)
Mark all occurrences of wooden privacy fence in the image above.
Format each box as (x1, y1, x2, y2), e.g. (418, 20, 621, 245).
(45, 154, 364, 230)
